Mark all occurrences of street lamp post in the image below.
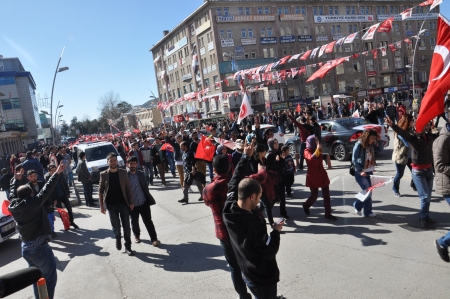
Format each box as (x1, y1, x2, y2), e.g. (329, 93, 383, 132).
(50, 46, 69, 144)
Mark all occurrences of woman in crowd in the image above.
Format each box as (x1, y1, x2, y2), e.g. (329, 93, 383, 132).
(391, 114, 414, 197)
(302, 135, 337, 220)
(387, 117, 438, 229)
(266, 138, 289, 219)
(352, 129, 381, 218)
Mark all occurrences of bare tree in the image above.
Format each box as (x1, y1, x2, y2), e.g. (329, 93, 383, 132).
(97, 91, 132, 130)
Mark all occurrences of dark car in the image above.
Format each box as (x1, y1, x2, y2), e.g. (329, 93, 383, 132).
(285, 118, 385, 162)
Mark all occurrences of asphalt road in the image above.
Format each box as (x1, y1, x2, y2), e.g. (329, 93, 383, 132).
(1, 130, 450, 299)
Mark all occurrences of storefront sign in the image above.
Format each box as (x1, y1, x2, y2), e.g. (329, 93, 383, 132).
(195, 20, 211, 35)
(260, 37, 277, 44)
(396, 68, 407, 74)
(271, 102, 289, 111)
(221, 39, 234, 47)
(314, 15, 374, 23)
(280, 36, 296, 43)
(241, 38, 256, 45)
(235, 46, 244, 59)
(384, 87, 398, 93)
(377, 13, 438, 22)
(219, 58, 278, 74)
(368, 89, 383, 96)
(358, 91, 367, 97)
(280, 14, 305, 21)
(165, 36, 188, 56)
(298, 35, 313, 42)
(217, 15, 276, 22)
(398, 85, 410, 91)
(367, 71, 377, 77)
(316, 35, 328, 42)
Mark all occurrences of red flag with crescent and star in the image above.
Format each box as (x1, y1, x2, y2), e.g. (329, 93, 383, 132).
(416, 14, 450, 132)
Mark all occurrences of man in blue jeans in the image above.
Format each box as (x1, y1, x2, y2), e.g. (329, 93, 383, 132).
(8, 161, 66, 299)
(433, 122, 450, 262)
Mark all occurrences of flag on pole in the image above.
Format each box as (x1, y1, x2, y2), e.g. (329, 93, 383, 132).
(335, 37, 346, 46)
(237, 93, 254, 124)
(355, 176, 393, 202)
(430, 0, 443, 10)
(416, 14, 450, 132)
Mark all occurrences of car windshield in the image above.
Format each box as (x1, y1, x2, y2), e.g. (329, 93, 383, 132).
(339, 118, 366, 130)
(85, 145, 117, 162)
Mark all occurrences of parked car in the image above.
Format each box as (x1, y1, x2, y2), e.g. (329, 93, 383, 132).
(285, 118, 389, 161)
(0, 202, 17, 243)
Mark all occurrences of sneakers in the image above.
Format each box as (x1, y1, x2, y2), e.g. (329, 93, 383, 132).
(325, 215, 338, 221)
(178, 198, 188, 204)
(135, 236, 141, 243)
(354, 209, 362, 216)
(435, 240, 450, 262)
(367, 213, 377, 218)
(420, 217, 436, 229)
(393, 192, 402, 197)
(152, 240, 161, 247)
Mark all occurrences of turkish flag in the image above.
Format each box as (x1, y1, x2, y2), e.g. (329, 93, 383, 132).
(416, 14, 450, 132)
(378, 17, 394, 33)
(195, 135, 216, 162)
(173, 114, 184, 123)
(372, 49, 378, 59)
(388, 44, 396, 52)
(299, 50, 312, 60)
(2, 200, 11, 216)
(306, 57, 347, 82)
(324, 41, 337, 54)
(237, 93, 254, 124)
(296, 103, 301, 113)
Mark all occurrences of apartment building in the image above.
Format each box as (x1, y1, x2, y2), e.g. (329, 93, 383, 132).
(150, 0, 437, 120)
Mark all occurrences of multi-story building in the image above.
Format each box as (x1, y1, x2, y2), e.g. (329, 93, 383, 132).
(150, 0, 437, 119)
(0, 56, 42, 153)
(122, 99, 163, 131)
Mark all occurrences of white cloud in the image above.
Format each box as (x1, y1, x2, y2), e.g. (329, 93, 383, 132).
(3, 36, 38, 68)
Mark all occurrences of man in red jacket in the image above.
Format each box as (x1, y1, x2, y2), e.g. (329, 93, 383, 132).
(203, 154, 251, 299)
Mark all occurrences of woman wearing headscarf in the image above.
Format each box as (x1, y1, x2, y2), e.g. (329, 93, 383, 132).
(352, 129, 381, 218)
(302, 135, 337, 220)
(216, 144, 234, 176)
(266, 138, 290, 219)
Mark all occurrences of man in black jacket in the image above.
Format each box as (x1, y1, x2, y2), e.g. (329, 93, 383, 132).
(9, 164, 28, 199)
(223, 142, 284, 299)
(8, 162, 65, 299)
(127, 156, 160, 246)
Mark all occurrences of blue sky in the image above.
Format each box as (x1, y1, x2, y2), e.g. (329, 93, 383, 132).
(1, 1, 449, 124)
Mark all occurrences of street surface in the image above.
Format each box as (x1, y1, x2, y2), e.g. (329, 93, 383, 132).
(1, 130, 450, 298)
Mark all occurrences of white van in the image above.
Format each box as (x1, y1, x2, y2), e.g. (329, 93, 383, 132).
(76, 141, 125, 184)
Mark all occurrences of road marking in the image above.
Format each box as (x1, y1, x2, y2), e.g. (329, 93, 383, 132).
(329, 176, 340, 185)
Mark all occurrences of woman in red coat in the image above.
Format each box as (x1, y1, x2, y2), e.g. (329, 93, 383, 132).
(302, 135, 337, 221)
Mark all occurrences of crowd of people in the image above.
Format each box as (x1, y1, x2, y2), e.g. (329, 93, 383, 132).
(4, 91, 450, 299)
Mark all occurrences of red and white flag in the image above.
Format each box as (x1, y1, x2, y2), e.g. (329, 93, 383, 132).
(288, 54, 301, 62)
(420, 0, 443, 10)
(416, 14, 450, 132)
(377, 17, 394, 33)
(310, 47, 320, 59)
(306, 57, 347, 82)
(325, 41, 337, 54)
(381, 47, 387, 56)
(404, 38, 412, 45)
(299, 50, 312, 60)
(237, 93, 254, 124)
(388, 44, 396, 52)
(335, 37, 346, 47)
(352, 109, 360, 118)
(372, 49, 378, 59)
(318, 44, 328, 57)
(400, 8, 413, 20)
(356, 176, 393, 202)
(344, 33, 358, 44)
(362, 23, 380, 40)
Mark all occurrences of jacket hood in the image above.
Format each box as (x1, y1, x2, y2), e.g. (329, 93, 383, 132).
(223, 201, 260, 233)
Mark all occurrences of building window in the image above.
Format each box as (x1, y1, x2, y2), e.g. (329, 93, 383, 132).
(251, 51, 256, 59)
(329, 6, 333, 15)
(382, 59, 390, 71)
(216, 8, 222, 16)
(227, 30, 232, 38)
(238, 7, 243, 15)
(263, 48, 268, 58)
(205, 78, 210, 87)
(241, 29, 246, 38)
(223, 8, 229, 16)
(302, 6, 307, 15)
(190, 83, 194, 92)
(284, 6, 289, 14)
(248, 28, 253, 38)
(245, 7, 250, 15)
(366, 60, 374, 71)
(419, 71, 427, 82)
(213, 75, 219, 88)
(331, 25, 341, 34)
(267, 27, 272, 37)
(430, 21, 437, 30)
(1, 99, 20, 110)
(264, 7, 270, 14)
(283, 47, 288, 56)
(430, 37, 436, 46)
(376, 6, 386, 14)
(260, 27, 265, 37)
(295, 6, 300, 14)
(277, 7, 282, 15)
(390, 6, 398, 14)
(313, 6, 317, 15)
(280, 27, 285, 36)
(416, 6, 424, 13)
(339, 81, 347, 92)
(336, 64, 344, 75)
(257, 7, 262, 15)
(285, 26, 291, 36)
(0, 77, 16, 86)
(269, 48, 275, 57)
(369, 77, 376, 88)
(319, 6, 324, 15)
(383, 75, 391, 86)
(353, 62, 361, 72)
(365, 42, 373, 50)
(303, 26, 309, 35)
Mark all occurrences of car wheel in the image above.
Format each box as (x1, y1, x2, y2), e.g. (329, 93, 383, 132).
(333, 144, 349, 161)
(288, 143, 297, 156)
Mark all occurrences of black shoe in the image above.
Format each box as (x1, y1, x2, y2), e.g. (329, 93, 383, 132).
(325, 215, 338, 221)
(70, 222, 79, 229)
(198, 197, 204, 202)
(178, 198, 188, 204)
(302, 205, 310, 216)
(88, 203, 97, 207)
(116, 238, 122, 250)
(51, 232, 57, 238)
(125, 246, 134, 256)
(435, 240, 450, 262)
(420, 217, 436, 229)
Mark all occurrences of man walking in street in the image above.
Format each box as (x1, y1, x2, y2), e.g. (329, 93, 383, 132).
(178, 141, 204, 204)
(223, 142, 285, 299)
(77, 152, 96, 207)
(127, 156, 161, 247)
(8, 162, 65, 299)
(203, 154, 252, 299)
(151, 137, 166, 186)
(99, 153, 135, 256)
(386, 100, 397, 127)
(128, 142, 144, 170)
(22, 151, 44, 182)
(140, 139, 154, 185)
(433, 122, 450, 262)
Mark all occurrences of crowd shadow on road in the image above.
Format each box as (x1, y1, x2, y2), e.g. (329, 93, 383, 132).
(134, 241, 229, 273)
(0, 238, 22, 268)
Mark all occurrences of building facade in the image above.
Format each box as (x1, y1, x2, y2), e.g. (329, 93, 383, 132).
(0, 56, 41, 151)
(151, 0, 437, 120)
